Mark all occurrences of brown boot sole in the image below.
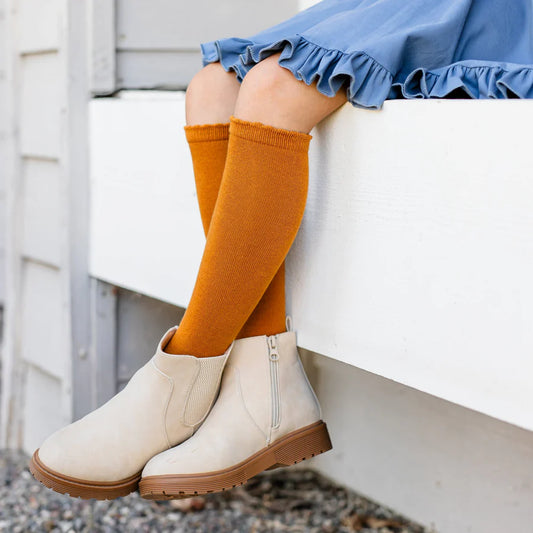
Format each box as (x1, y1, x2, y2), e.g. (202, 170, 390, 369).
(29, 450, 141, 500)
(139, 420, 332, 500)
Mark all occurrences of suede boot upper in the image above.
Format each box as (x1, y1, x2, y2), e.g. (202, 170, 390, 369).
(142, 330, 322, 477)
(37, 326, 231, 482)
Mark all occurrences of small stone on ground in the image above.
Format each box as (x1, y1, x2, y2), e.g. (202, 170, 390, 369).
(0, 449, 427, 532)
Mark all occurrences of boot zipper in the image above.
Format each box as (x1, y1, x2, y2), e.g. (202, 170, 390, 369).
(268, 335, 281, 429)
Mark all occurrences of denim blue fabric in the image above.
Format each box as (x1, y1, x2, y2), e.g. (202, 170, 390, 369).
(201, 0, 533, 109)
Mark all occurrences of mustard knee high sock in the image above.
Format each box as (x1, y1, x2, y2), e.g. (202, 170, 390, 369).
(165, 117, 311, 356)
(184, 122, 288, 341)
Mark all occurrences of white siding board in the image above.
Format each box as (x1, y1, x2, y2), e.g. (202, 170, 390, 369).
(0, 190, 6, 302)
(113, 0, 299, 89)
(0, 250, 5, 304)
(311, 354, 533, 533)
(90, 279, 117, 407)
(289, 100, 533, 432)
(89, 94, 533, 432)
(17, 0, 60, 54)
(21, 259, 65, 380)
(20, 52, 62, 158)
(0, 195, 6, 252)
(89, 0, 116, 94)
(22, 364, 64, 454)
(116, 0, 298, 49)
(21, 157, 61, 266)
(0, 0, 8, 304)
(116, 50, 202, 89)
(61, 0, 92, 421)
(1, 0, 23, 447)
(89, 92, 205, 308)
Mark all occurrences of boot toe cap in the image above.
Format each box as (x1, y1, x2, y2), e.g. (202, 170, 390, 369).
(142, 447, 186, 478)
(37, 422, 109, 481)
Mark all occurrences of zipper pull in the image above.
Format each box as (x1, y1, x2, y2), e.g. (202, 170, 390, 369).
(268, 336, 279, 361)
(267, 335, 281, 432)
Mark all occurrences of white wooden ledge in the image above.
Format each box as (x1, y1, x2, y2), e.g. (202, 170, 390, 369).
(90, 91, 533, 431)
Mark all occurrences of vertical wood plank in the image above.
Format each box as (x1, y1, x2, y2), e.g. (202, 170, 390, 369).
(61, 0, 92, 421)
(17, 0, 60, 53)
(22, 365, 64, 453)
(116, 288, 183, 387)
(90, 278, 117, 407)
(88, 0, 116, 95)
(21, 261, 65, 379)
(21, 158, 62, 266)
(1, 0, 25, 448)
(19, 53, 62, 158)
(0, 0, 8, 304)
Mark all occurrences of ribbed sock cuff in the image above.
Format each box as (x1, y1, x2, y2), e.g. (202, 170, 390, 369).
(184, 122, 230, 143)
(229, 116, 312, 152)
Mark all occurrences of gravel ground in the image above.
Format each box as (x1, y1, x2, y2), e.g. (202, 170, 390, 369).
(0, 449, 427, 533)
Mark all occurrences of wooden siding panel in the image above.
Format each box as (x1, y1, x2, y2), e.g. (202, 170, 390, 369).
(89, 91, 205, 308)
(0, 194, 5, 258)
(89, 0, 116, 94)
(21, 158, 61, 266)
(0, 193, 6, 302)
(116, 0, 298, 49)
(114, 0, 299, 88)
(18, 0, 60, 54)
(22, 364, 64, 453)
(21, 259, 65, 379)
(90, 278, 117, 407)
(0, 0, 8, 303)
(116, 50, 201, 89)
(116, 288, 183, 387)
(20, 52, 62, 158)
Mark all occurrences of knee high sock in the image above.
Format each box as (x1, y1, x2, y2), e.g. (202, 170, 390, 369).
(165, 116, 311, 357)
(183, 122, 287, 340)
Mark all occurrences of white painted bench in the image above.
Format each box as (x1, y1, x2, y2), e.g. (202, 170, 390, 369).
(90, 91, 533, 432)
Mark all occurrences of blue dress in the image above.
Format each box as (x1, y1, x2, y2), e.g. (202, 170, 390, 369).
(200, 0, 533, 109)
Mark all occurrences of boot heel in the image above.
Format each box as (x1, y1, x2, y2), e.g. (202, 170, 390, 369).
(273, 421, 332, 466)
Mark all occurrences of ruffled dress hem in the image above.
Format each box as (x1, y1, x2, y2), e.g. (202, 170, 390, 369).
(201, 35, 533, 109)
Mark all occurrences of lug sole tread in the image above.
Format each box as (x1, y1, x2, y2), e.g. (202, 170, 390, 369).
(139, 420, 332, 500)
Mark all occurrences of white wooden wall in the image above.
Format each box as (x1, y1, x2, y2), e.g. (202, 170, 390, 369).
(0, 0, 92, 451)
(0, 0, 303, 450)
(104, 0, 299, 93)
(0, 0, 8, 304)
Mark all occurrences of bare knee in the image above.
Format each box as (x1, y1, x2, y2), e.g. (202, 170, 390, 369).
(186, 63, 241, 125)
(235, 54, 347, 133)
(237, 55, 299, 110)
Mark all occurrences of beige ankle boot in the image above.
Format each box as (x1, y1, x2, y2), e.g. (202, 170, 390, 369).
(139, 330, 332, 499)
(29, 326, 231, 499)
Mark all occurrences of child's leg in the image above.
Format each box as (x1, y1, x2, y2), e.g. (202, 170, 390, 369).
(182, 63, 287, 338)
(185, 62, 240, 125)
(165, 54, 347, 357)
